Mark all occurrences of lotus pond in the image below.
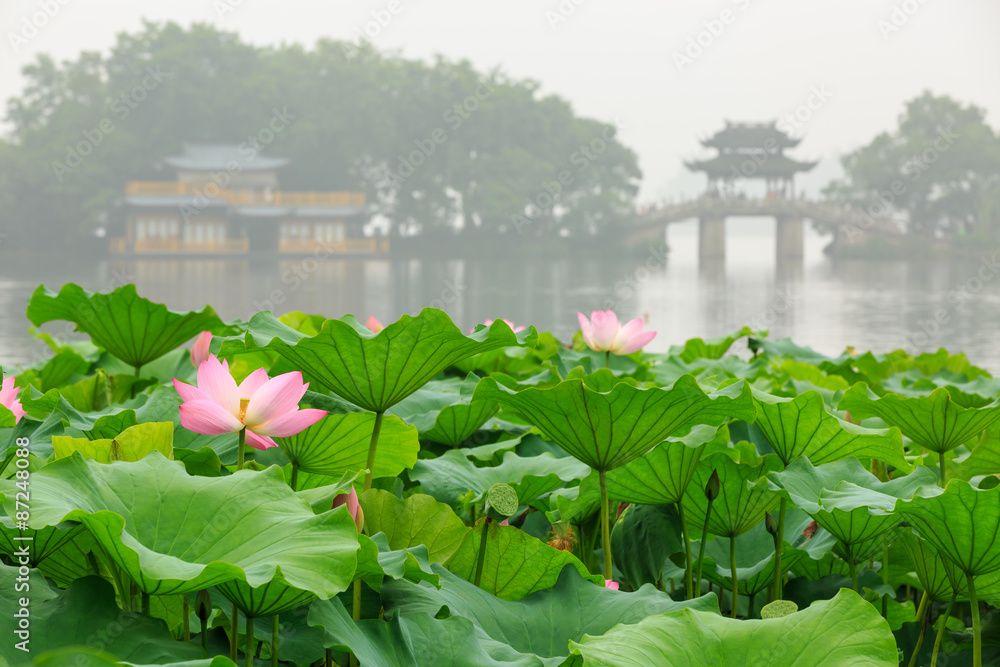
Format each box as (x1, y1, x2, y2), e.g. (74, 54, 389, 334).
(4, 283, 1000, 666)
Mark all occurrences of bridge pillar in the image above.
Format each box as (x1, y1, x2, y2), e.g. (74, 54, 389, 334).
(698, 216, 726, 262)
(775, 216, 804, 259)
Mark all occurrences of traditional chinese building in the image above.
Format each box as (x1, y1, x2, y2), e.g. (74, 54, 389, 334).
(685, 121, 817, 199)
(111, 144, 385, 255)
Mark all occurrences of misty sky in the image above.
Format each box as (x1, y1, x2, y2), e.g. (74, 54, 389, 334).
(3, 0, 998, 201)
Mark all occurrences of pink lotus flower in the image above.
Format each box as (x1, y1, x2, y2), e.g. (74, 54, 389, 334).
(365, 316, 384, 332)
(604, 579, 619, 590)
(475, 319, 527, 333)
(173, 355, 326, 451)
(190, 331, 213, 368)
(332, 487, 364, 532)
(577, 310, 656, 355)
(0, 376, 26, 424)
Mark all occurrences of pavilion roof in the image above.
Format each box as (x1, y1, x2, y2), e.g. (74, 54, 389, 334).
(160, 144, 290, 172)
(701, 121, 800, 150)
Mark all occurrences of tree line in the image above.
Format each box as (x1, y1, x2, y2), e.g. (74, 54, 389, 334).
(0, 22, 641, 247)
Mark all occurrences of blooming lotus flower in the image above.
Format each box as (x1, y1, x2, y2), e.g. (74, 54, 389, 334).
(471, 319, 527, 334)
(604, 580, 619, 590)
(333, 487, 364, 532)
(173, 355, 326, 451)
(365, 316, 384, 332)
(190, 331, 212, 368)
(0, 376, 26, 424)
(577, 310, 656, 355)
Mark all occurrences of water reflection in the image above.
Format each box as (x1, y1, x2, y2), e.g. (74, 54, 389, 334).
(3, 219, 1000, 372)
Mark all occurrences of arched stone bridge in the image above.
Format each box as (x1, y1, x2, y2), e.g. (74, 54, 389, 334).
(627, 197, 900, 261)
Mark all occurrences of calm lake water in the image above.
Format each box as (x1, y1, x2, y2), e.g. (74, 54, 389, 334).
(3, 218, 1000, 372)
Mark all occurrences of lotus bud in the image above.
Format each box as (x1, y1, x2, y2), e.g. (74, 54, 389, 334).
(765, 512, 778, 536)
(704, 470, 720, 502)
(604, 579, 619, 590)
(333, 487, 365, 532)
(190, 331, 212, 368)
(195, 589, 213, 623)
(365, 316, 384, 332)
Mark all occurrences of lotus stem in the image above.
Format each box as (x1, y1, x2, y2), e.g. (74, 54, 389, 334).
(362, 411, 385, 492)
(772, 498, 786, 600)
(846, 543, 858, 592)
(677, 500, 694, 599)
(350, 577, 363, 667)
(326, 648, 334, 667)
(605, 351, 611, 369)
(881, 537, 890, 619)
(599, 470, 613, 580)
(939, 451, 946, 487)
(183, 594, 190, 641)
(930, 594, 955, 667)
(968, 572, 982, 667)
(906, 591, 931, 667)
(202, 621, 209, 654)
(474, 517, 491, 587)
(747, 592, 756, 619)
(272, 615, 279, 667)
(245, 612, 254, 667)
(141, 591, 150, 615)
(290, 462, 299, 491)
(696, 500, 713, 598)
(230, 602, 239, 662)
(730, 535, 739, 617)
(237, 427, 247, 470)
(132, 364, 142, 398)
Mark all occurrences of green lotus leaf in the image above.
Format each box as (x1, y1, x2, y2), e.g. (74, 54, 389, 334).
(216, 577, 317, 618)
(611, 503, 684, 589)
(0, 453, 358, 596)
(358, 489, 469, 563)
(382, 564, 717, 660)
(767, 458, 935, 546)
(568, 588, 897, 666)
(410, 448, 590, 508)
(898, 480, 1000, 576)
(476, 374, 755, 471)
(682, 451, 782, 538)
(550, 471, 602, 525)
(446, 518, 602, 599)
(354, 532, 439, 592)
(26, 283, 235, 370)
(247, 309, 535, 412)
(0, 522, 95, 585)
(839, 383, 1000, 454)
(898, 529, 966, 603)
(387, 374, 500, 446)
(274, 412, 418, 479)
(605, 424, 727, 505)
(752, 388, 909, 470)
(0, 568, 203, 662)
(308, 595, 553, 667)
(667, 327, 756, 362)
(52, 422, 173, 463)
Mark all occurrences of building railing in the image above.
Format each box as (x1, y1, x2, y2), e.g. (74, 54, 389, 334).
(110, 237, 390, 255)
(125, 181, 366, 207)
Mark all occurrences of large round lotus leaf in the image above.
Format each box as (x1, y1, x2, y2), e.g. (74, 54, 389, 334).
(0, 522, 95, 585)
(382, 565, 717, 660)
(569, 589, 898, 666)
(899, 480, 1000, 576)
(752, 388, 909, 470)
(26, 283, 235, 369)
(0, 452, 358, 596)
(766, 457, 936, 546)
(247, 309, 535, 412)
(839, 383, 1000, 454)
(475, 375, 755, 471)
(605, 424, 725, 504)
(387, 374, 500, 446)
